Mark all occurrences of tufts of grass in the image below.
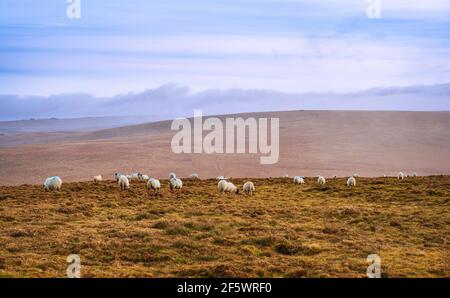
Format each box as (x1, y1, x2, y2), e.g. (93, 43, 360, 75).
(0, 176, 448, 277)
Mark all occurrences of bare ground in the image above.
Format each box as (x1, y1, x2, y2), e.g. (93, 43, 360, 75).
(0, 111, 450, 185)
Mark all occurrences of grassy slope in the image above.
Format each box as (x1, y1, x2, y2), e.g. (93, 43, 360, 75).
(0, 176, 448, 277)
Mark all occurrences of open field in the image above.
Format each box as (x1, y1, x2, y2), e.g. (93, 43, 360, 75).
(0, 176, 448, 277)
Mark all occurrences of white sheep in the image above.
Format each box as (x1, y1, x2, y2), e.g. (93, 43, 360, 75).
(43, 176, 62, 191)
(138, 173, 149, 180)
(353, 173, 359, 178)
(217, 179, 228, 193)
(398, 172, 406, 180)
(118, 175, 130, 190)
(93, 175, 102, 183)
(347, 176, 356, 187)
(243, 181, 255, 195)
(189, 173, 199, 180)
(226, 182, 239, 194)
(293, 176, 305, 184)
(169, 177, 182, 191)
(216, 176, 225, 180)
(317, 175, 326, 186)
(169, 172, 177, 180)
(128, 173, 140, 180)
(114, 173, 124, 181)
(411, 172, 418, 178)
(147, 178, 161, 192)
(217, 180, 239, 194)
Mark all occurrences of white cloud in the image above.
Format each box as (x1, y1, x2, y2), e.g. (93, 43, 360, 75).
(1, 83, 449, 121)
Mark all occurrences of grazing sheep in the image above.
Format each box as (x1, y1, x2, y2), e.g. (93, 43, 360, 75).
(347, 176, 356, 187)
(169, 177, 182, 191)
(217, 179, 228, 193)
(114, 173, 124, 181)
(398, 172, 406, 180)
(293, 176, 305, 184)
(128, 173, 141, 180)
(226, 182, 239, 194)
(93, 175, 102, 183)
(43, 176, 62, 191)
(333, 175, 337, 179)
(217, 180, 239, 194)
(317, 175, 326, 186)
(189, 173, 199, 180)
(169, 172, 177, 180)
(147, 178, 161, 192)
(138, 173, 149, 181)
(411, 172, 418, 178)
(243, 181, 255, 195)
(118, 175, 130, 190)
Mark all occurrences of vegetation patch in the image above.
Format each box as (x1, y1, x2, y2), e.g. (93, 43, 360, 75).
(0, 176, 448, 277)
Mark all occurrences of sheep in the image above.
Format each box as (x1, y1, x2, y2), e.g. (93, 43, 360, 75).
(317, 175, 326, 186)
(93, 175, 102, 183)
(217, 180, 239, 194)
(347, 176, 356, 187)
(189, 173, 199, 180)
(283, 174, 289, 178)
(216, 176, 225, 180)
(169, 177, 182, 191)
(293, 176, 305, 184)
(353, 173, 359, 178)
(169, 172, 177, 180)
(147, 178, 161, 192)
(43, 176, 62, 191)
(411, 172, 418, 178)
(333, 175, 337, 179)
(243, 181, 255, 195)
(217, 179, 228, 193)
(118, 175, 130, 190)
(226, 182, 239, 194)
(138, 173, 149, 181)
(129, 173, 141, 180)
(398, 172, 406, 180)
(114, 173, 124, 181)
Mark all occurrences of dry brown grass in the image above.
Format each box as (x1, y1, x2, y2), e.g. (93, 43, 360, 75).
(0, 176, 448, 277)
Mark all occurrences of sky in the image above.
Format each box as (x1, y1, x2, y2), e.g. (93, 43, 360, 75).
(0, 0, 449, 118)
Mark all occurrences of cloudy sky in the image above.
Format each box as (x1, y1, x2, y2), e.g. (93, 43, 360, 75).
(0, 0, 449, 119)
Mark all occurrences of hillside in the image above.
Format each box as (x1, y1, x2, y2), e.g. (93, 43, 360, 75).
(0, 110, 450, 185)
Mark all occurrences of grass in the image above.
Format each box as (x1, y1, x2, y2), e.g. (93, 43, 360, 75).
(0, 176, 448, 277)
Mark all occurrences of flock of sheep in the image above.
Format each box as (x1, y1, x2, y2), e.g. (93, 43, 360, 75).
(42, 171, 419, 194)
